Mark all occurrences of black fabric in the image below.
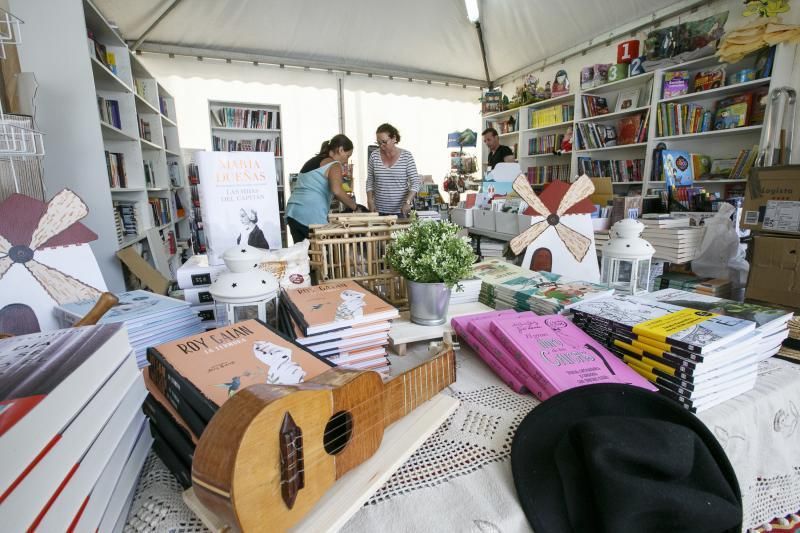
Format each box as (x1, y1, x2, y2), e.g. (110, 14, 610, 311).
(236, 226, 269, 249)
(487, 145, 514, 169)
(299, 154, 326, 173)
(286, 217, 309, 243)
(511, 384, 742, 533)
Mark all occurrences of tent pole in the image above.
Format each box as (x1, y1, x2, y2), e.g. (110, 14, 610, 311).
(338, 77, 345, 134)
(131, 0, 185, 51)
(474, 22, 492, 89)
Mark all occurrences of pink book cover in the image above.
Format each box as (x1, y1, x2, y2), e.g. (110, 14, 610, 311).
(467, 313, 558, 401)
(489, 314, 658, 397)
(450, 310, 516, 340)
(460, 328, 527, 394)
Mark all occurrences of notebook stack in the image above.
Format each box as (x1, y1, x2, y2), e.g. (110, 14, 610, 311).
(176, 254, 229, 328)
(640, 217, 704, 263)
(479, 238, 506, 258)
(571, 294, 772, 412)
(451, 310, 656, 401)
(472, 258, 613, 314)
(144, 320, 333, 487)
(778, 316, 800, 363)
(281, 281, 400, 373)
(449, 278, 482, 305)
(594, 230, 609, 254)
(1, 325, 151, 532)
(653, 271, 732, 297)
(56, 290, 205, 368)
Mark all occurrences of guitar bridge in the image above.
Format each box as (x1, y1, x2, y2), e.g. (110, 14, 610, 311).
(279, 412, 304, 509)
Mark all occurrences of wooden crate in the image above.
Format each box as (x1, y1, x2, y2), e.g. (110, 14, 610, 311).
(308, 214, 410, 308)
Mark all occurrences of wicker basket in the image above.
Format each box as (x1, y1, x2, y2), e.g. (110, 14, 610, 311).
(308, 214, 411, 308)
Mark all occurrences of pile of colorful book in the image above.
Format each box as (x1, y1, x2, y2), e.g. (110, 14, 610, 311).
(55, 290, 205, 368)
(449, 278, 482, 306)
(451, 310, 657, 401)
(640, 217, 704, 263)
(570, 290, 792, 412)
(653, 271, 732, 297)
(143, 319, 333, 487)
(281, 280, 400, 373)
(472, 258, 613, 314)
(1, 325, 150, 531)
(778, 316, 800, 363)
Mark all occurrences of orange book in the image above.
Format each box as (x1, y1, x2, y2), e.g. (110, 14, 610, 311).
(146, 319, 333, 422)
(284, 280, 399, 336)
(617, 115, 642, 145)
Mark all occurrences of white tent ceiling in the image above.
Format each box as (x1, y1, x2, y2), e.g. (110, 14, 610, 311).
(93, 0, 684, 86)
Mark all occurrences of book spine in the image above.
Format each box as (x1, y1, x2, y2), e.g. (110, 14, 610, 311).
(487, 323, 559, 400)
(459, 328, 528, 394)
(146, 347, 217, 423)
(142, 395, 197, 464)
(150, 428, 193, 489)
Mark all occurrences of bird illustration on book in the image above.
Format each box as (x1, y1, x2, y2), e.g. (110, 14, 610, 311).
(216, 372, 252, 397)
(253, 341, 306, 384)
(335, 289, 366, 321)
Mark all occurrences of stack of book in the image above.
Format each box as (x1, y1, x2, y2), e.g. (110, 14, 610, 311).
(640, 217, 704, 263)
(144, 320, 333, 486)
(570, 294, 784, 412)
(652, 272, 732, 297)
(56, 291, 205, 368)
(480, 238, 506, 257)
(1, 325, 150, 531)
(451, 310, 656, 400)
(449, 278, 482, 305)
(282, 281, 400, 372)
(594, 230, 609, 255)
(778, 316, 800, 363)
(472, 258, 613, 314)
(176, 254, 229, 328)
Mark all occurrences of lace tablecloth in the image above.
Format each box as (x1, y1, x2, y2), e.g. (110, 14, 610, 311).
(124, 346, 800, 532)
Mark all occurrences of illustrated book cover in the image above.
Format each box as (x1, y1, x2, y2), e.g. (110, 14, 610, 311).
(662, 150, 694, 187)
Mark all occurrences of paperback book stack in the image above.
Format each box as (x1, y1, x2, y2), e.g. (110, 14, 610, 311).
(570, 293, 784, 412)
(640, 217, 704, 263)
(144, 319, 332, 487)
(56, 290, 205, 368)
(472, 258, 613, 314)
(479, 237, 506, 257)
(1, 325, 151, 532)
(652, 271, 732, 297)
(176, 254, 229, 328)
(449, 278, 482, 306)
(451, 310, 656, 401)
(778, 316, 800, 363)
(282, 280, 400, 373)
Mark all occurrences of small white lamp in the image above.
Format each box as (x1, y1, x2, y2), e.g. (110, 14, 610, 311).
(600, 217, 654, 295)
(210, 245, 279, 326)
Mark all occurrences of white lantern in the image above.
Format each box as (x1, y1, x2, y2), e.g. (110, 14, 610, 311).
(600, 218, 654, 295)
(210, 246, 279, 326)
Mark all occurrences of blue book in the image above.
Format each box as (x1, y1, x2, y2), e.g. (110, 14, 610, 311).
(57, 290, 190, 328)
(662, 150, 693, 188)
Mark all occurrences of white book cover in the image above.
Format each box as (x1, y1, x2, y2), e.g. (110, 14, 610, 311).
(196, 151, 282, 265)
(101, 425, 153, 533)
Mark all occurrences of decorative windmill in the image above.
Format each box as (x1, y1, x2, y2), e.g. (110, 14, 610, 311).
(510, 174, 600, 282)
(0, 189, 106, 333)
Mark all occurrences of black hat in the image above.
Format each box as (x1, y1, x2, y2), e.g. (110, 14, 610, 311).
(511, 384, 742, 533)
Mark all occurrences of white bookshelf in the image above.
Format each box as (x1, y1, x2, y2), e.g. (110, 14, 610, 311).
(12, 0, 192, 290)
(208, 100, 287, 246)
(481, 42, 796, 202)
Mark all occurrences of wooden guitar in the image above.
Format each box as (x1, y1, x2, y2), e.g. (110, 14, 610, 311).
(191, 346, 456, 531)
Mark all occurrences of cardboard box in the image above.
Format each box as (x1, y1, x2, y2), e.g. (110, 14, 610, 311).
(589, 177, 614, 207)
(743, 165, 800, 230)
(745, 233, 800, 308)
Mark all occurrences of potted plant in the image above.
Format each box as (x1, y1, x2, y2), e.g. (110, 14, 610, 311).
(386, 216, 476, 325)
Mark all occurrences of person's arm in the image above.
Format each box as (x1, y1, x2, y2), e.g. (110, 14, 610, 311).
(401, 153, 421, 216)
(366, 152, 376, 212)
(328, 163, 358, 211)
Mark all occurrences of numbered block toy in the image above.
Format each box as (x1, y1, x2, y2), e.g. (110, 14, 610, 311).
(617, 40, 640, 64)
(608, 63, 630, 83)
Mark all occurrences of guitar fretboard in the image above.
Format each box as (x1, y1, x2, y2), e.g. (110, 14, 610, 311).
(384, 348, 456, 426)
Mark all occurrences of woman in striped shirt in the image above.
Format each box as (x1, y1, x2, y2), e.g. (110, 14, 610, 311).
(367, 123, 420, 216)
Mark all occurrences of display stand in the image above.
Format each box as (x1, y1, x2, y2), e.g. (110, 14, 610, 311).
(389, 302, 492, 355)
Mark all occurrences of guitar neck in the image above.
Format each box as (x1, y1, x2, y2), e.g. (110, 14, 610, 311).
(383, 347, 456, 427)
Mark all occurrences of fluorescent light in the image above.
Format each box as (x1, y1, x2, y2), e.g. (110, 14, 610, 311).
(465, 0, 479, 23)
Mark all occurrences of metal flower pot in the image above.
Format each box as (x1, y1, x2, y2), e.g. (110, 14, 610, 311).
(406, 279, 451, 326)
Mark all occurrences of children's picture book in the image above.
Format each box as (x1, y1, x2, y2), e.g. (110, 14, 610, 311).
(146, 319, 333, 422)
(714, 93, 752, 130)
(663, 71, 689, 98)
(615, 88, 641, 112)
(662, 150, 693, 187)
(690, 153, 712, 179)
(283, 280, 399, 336)
(616, 115, 642, 145)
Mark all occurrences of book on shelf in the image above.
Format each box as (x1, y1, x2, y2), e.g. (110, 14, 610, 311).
(134, 79, 150, 101)
(212, 135, 282, 155)
(146, 319, 333, 423)
(525, 164, 571, 185)
(159, 96, 168, 116)
(714, 93, 753, 130)
(615, 88, 641, 112)
(657, 102, 711, 136)
(663, 70, 689, 98)
(577, 157, 644, 182)
(662, 150, 693, 187)
(138, 117, 152, 141)
(213, 106, 281, 130)
(149, 196, 171, 226)
(528, 133, 564, 155)
(530, 104, 574, 128)
(97, 97, 121, 128)
(581, 95, 609, 117)
(105, 151, 127, 188)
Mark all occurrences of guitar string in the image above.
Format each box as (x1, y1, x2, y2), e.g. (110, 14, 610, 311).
(279, 354, 455, 463)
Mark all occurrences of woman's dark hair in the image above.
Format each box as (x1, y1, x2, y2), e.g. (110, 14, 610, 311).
(317, 134, 353, 157)
(376, 123, 400, 143)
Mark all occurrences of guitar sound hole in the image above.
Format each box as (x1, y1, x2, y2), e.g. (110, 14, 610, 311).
(323, 411, 353, 455)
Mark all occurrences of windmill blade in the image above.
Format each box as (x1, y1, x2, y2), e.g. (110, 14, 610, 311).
(29, 189, 89, 250)
(25, 259, 101, 305)
(510, 220, 550, 255)
(512, 174, 550, 216)
(556, 174, 595, 216)
(0, 256, 12, 279)
(554, 223, 592, 262)
(0, 234, 11, 254)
